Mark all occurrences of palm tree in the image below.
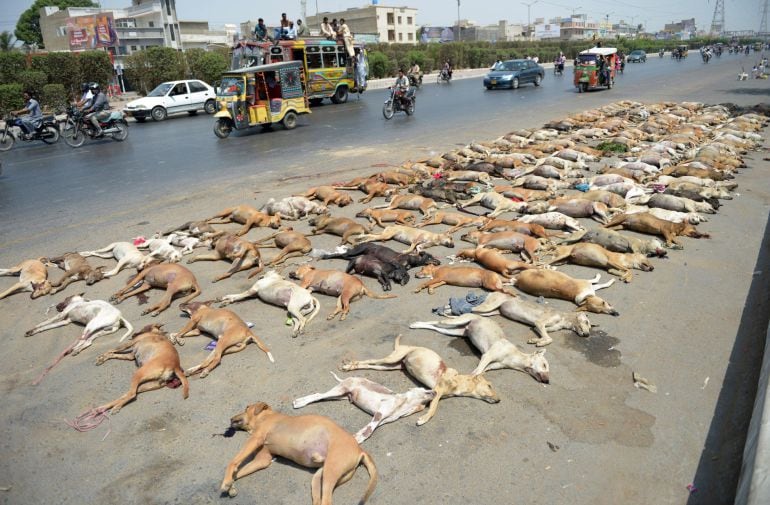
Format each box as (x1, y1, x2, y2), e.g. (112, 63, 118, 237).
(0, 31, 16, 51)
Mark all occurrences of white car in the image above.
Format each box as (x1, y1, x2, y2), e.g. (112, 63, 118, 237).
(123, 79, 217, 122)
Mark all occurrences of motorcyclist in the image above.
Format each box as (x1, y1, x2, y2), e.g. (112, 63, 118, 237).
(12, 90, 43, 139)
(659, 48, 664, 58)
(76, 82, 93, 108)
(442, 61, 453, 80)
(394, 69, 411, 107)
(408, 62, 422, 86)
(82, 82, 110, 137)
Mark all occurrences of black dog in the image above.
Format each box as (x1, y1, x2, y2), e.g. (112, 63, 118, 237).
(346, 255, 409, 291)
(324, 243, 440, 270)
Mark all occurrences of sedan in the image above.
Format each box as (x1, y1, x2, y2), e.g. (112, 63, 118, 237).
(123, 79, 217, 122)
(484, 59, 545, 90)
(627, 50, 647, 63)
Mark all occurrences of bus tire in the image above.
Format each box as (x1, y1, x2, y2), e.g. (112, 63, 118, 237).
(283, 111, 298, 130)
(330, 86, 348, 104)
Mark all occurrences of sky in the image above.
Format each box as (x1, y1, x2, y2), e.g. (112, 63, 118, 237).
(1, 0, 761, 37)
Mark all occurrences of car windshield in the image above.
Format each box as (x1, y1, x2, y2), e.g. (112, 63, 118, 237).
(495, 61, 525, 71)
(577, 54, 599, 64)
(148, 83, 173, 97)
(218, 77, 244, 96)
(631, 51, 643, 55)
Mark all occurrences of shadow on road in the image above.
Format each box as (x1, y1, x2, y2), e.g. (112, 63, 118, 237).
(687, 210, 770, 505)
(718, 87, 770, 96)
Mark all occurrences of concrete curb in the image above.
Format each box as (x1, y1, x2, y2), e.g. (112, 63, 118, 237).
(736, 322, 770, 505)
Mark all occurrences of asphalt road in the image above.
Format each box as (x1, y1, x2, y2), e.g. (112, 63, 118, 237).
(1, 51, 770, 505)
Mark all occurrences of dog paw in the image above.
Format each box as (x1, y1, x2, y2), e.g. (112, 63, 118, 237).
(535, 338, 552, 348)
(110, 406, 122, 415)
(200, 370, 209, 379)
(338, 360, 356, 371)
(24, 330, 34, 337)
(416, 415, 430, 426)
(95, 357, 105, 366)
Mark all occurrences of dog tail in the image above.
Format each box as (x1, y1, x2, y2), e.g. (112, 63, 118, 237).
(330, 370, 344, 383)
(306, 296, 322, 324)
(362, 287, 397, 300)
(176, 365, 190, 399)
(118, 317, 134, 342)
(357, 451, 378, 505)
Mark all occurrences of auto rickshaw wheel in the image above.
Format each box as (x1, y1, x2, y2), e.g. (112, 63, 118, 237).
(213, 118, 233, 139)
(283, 111, 298, 130)
(608, 78, 613, 89)
(330, 86, 348, 104)
(581, 83, 588, 93)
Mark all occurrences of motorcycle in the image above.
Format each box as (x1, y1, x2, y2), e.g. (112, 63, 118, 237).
(62, 105, 128, 147)
(437, 68, 452, 83)
(408, 73, 423, 89)
(659, 49, 665, 58)
(554, 61, 564, 75)
(382, 86, 415, 120)
(0, 113, 60, 151)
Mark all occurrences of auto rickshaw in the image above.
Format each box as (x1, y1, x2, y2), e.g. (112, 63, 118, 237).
(574, 47, 617, 93)
(213, 60, 310, 138)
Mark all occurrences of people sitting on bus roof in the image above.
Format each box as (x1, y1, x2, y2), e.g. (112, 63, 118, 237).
(296, 19, 307, 38)
(274, 12, 291, 40)
(254, 18, 269, 42)
(285, 21, 297, 40)
(331, 19, 339, 36)
(338, 18, 354, 57)
(321, 17, 334, 39)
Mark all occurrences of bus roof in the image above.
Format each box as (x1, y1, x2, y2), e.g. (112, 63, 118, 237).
(233, 37, 364, 49)
(224, 61, 304, 74)
(579, 47, 617, 56)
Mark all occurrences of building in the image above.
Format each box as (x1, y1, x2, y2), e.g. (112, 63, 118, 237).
(180, 21, 235, 50)
(40, 0, 182, 62)
(453, 19, 525, 42)
(307, 4, 417, 44)
(558, 14, 599, 40)
(663, 18, 696, 37)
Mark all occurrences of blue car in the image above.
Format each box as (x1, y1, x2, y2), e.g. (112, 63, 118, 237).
(484, 59, 545, 90)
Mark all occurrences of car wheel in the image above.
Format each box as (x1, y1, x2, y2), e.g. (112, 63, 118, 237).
(485, 85, 492, 90)
(330, 86, 348, 104)
(512, 77, 519, 89)
(151, 106, 167, 121)
(282, 111, 298, 130)
(534, 74, 542, 86)
(135, 117, 146, 123)
(204, 99, 217, 114)
(213, 118, 233, 139)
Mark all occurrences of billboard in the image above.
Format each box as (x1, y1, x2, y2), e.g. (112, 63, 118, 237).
(534, 23, 561, 39)
(67, 13, 119, 50)
(420, 26, 455, 43)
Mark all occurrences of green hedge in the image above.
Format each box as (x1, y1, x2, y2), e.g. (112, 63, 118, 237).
(18, 70, 47, 98)
(0, 83, 24, 117)
(42, 83, 68, 112)
(363, 36, 748, 77)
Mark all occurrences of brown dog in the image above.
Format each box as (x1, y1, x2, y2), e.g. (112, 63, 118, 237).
(290, 264, 396, 320)
(299, 186, 354, 207)
(383, 194, 437, 215)
(207, 205, 281, 236)
(417, 212, 487, 234)
(93, 324, 189, 414)
(456, 248, 535, 278)
(543, 242, 654, 282)
(461, 230, 541, 262)
(187, 234, 263, 282)
(254, 227, 312, 267)
(336, 178, 394, 203)
(310, 215, 370, 245)
(0, 258, 52, 300)
(514, 270, 618, 315)
(340, 335, 500, 425)
(477, 218, 556, 239)
(414, 264, 517, 295)
(220, 402, 378, 504)
(354, 225, 454, 253)
(356, 208, 415, 227)
(170, 301, 273, 377)
(604, 212, 710, 249)
(111, 263, 201, 316)
(47, 253, 106, 294)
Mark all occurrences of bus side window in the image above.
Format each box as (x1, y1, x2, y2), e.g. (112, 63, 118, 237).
(322, 47, 337, 68)
(292, 48, 305, 65)
(338, 46, 347, 67)
(306, 46, 322, 69)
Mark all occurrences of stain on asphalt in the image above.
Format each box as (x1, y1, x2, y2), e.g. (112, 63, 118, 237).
(563, 329, 622, 367)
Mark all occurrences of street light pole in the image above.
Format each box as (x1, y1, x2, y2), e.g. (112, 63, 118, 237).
(457, 0, 461, 42)
(521, 0, 539, 41)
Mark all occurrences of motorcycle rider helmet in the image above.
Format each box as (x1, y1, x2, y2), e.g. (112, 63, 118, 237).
(89, 82, 100, 92)
(80, 82, 90, 92)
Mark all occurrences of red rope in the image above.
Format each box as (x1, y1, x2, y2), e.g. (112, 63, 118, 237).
(65, 407, 112, 440)
(32, 337, 80, 385)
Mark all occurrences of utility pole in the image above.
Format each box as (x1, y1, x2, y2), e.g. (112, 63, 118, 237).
(300, 0, 307, 24)
(760, 0, 769, 36)
(521, 0, 539, 41)
(457, 0, 461, 42)
(710, 0, 725, 35)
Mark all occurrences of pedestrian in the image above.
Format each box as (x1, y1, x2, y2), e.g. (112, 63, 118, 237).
(320, 17, 334, 39)
(532, 55, 539, 63)
(296, 19, 307, 38)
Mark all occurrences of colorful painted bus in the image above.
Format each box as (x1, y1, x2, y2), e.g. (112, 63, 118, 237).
(231, 37, 368, 105)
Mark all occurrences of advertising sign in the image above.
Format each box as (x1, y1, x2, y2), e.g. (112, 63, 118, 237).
(420, 26, 454, 43)
(534, 23, 561, 39)
(67, 13, 119, 50)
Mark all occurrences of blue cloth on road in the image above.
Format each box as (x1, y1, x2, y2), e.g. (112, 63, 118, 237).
(432, 291, 488, 316)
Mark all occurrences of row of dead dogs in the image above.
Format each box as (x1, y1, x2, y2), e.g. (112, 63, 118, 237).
(2, 100, 765, 504)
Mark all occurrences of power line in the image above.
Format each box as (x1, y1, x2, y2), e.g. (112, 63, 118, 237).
(710, 0, 725, 34)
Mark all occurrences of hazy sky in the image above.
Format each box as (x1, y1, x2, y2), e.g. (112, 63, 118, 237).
(1, 0, 761, 37)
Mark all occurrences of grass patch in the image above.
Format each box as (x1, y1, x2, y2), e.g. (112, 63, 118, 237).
(596, 142, 627, 153)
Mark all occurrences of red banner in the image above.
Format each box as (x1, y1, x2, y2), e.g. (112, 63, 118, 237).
(67, 13, 119, 50)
